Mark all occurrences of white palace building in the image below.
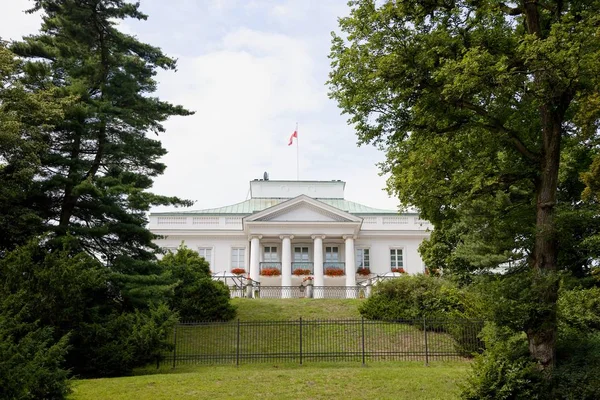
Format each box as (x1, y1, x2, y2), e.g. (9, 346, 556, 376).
(149, 179, 431, 297)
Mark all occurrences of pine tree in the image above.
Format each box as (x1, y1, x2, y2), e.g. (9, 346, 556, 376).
(8, 0, 194, 307)
(12, 0, 193, 263)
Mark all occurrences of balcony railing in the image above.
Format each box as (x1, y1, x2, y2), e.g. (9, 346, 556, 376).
(323, 261, 345, 271)
(260, 262, 282, 271)
(292, 261, 314, 274)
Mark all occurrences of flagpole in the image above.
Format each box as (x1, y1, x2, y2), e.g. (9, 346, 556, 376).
(296, 122, 299, 181)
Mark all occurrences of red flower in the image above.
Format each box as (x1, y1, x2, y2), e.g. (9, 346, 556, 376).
(293, 268, 312, 276)
(324, 267, 345, 276)
(231, 268, 246, 275)
(391, 267, 406, 274)
(260, 268, 281, 276)
(357, 267, 371, 276)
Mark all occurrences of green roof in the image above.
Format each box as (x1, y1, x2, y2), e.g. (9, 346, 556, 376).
(152, 198, 403, 216)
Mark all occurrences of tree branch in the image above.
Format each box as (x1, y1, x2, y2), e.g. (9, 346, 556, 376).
(457, 100, 540, 162)
(499, 2, 522, 15)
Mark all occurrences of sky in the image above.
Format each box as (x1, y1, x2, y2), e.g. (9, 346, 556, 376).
(0, 0, 400, 211)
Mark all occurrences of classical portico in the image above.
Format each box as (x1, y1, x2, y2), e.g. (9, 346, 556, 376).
(244, 195, 363, 292)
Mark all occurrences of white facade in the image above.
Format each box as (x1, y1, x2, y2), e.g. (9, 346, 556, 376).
(149, 180, 430, 291)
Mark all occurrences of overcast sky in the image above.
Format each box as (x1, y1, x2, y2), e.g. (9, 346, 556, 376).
(1, 0, 400, 211)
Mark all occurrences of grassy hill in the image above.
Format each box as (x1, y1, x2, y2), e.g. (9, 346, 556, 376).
(231, 298, 364, 321)
(69, 299, 472, 400)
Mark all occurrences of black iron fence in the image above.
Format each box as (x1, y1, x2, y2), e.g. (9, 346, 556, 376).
(164, 318, 484, 368)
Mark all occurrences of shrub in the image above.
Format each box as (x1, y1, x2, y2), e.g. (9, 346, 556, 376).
(558, 286, 600, 332)
(177, 279, 236, 321)
(359, 274, 464, 321)
(0, 240, 177, 378)
(72, 303, 177, 377)
(231, 268, 246, 275)
(461, 325, 547, 400)
(0, 313, 71, 400)
(293, 268, 312, 276)
(357, 267, 371, 276)
(325, 267, 345, 276)
(552, 332, 600, 399)
(159, 245, 236, 321)
(260, 268, 281, 276)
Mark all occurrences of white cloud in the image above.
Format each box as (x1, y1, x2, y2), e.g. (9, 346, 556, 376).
(0, 1, 42, 42)
(152, 27, 328, 209)
(1, 0, 400, 212)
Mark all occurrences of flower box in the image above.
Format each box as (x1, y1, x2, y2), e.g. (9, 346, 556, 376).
(324, 267, 345, 276)
(260, 268, 281, 276)
(391, 267, 406, 274)
(293, 268, 312, 276)
(357, 267, 371, 276)
(231, 268, 246, 275)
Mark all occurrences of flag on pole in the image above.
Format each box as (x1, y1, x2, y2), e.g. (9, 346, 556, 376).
(288, 130, 298, 146)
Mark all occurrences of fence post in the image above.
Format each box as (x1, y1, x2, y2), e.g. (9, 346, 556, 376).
(172, 324, 177, 369)
(423, 317, 429, 366)
(299, 317, 303, 365)
(361, 317, 366, 366)
(236, 319, 240, 367)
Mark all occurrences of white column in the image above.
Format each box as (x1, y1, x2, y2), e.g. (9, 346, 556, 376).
(280, 235, 294, 298)
(312, 235, 325, 298)
(344, 235, 357, 288)
(249, 235, 262, 283)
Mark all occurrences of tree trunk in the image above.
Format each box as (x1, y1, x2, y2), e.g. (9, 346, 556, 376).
(59, 129, 82, 228)
(522, 0, 563, 371)
(528, 104, 564, 369)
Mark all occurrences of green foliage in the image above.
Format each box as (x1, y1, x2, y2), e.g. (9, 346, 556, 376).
(359, 275, 465, 321)
(160, 244, 211, 279)
(0, 314, 71, 400)
(558, 286, 600, 333)
(552, 333, 600, 400)
(0, 44, 73, 253)
(9, 0, 193, 264)
(178, 279, 236, 321)
(462, 326, 600, 400)
(72, 303, 176, 377)
(461, 325, 546, 400)
(360, 275, 485, 355)
(0, 240, 176, 378)
(159, 244, 236, 321)
(329, 0, 600, 370)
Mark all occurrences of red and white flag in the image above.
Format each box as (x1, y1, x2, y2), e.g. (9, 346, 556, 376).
(288, 130, 298, 146)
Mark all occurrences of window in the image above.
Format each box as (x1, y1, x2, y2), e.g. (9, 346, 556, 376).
(294, 247, 309, 262)
(197, 247, 212, 265)
(356, 248, 370, 268)
(325, 246, 339, 262)
(390, 248, 403, 268)
(231, 247, 245, 268)
(263, 246, 278, 262)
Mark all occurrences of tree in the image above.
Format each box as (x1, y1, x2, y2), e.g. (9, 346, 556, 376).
(159, 244, 236, 321)
(0, 239, 177, 377)
(10, 0, 193, 264)
(0, 43, 71, 253)
(329, 0, 600, 370)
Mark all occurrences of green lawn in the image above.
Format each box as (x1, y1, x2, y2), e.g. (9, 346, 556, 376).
(70, 299, 472, 399)
(70, 362, 469, 400)
(230, 298, 364, 320)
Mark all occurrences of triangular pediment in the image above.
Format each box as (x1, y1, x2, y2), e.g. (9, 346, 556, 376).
(244, 195, 362, 223)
